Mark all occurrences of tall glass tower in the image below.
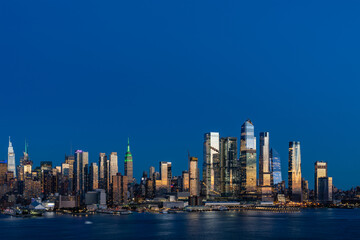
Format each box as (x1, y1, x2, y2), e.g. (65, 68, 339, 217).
(270, 148, 282, 185)
(8, 137, 16, 177)
(240, 120, 257, 195)
(288, 141, 302, 202)
(203, 132, 220, 198)
(259, 132, 272, 201)
(220, 137, 238, 197)
(124, 138, 133, 182)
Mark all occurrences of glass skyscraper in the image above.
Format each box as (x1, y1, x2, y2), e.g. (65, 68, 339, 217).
(259, 132, 272, 201)
(240, 120, 257, 195)
(203, 132, 220, 198)
(270, 148, 282, 185)
(314, 161, 327, 201)
(220, 137, 238, 197)
(288, 141, 302, 202)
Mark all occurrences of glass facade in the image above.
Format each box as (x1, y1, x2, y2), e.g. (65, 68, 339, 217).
(314, 161, 327, 201)
(270, 148, 282, 185)
(240, 120, 257, 194)
(203, 132, 220, 198)
(220, 137, 238, 197)
(288, 142, 302, 202)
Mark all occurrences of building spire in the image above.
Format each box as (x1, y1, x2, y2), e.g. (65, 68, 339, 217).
(127, 137, 130, 152)
(25, 139, 28, 154)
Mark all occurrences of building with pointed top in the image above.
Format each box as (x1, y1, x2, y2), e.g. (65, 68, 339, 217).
(8, 137, 16, 177)
(124, 138, 133, 182)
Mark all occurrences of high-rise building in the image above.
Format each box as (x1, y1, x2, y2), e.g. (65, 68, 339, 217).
(0, 160, 7, 185)
(314, 161, 327, 201)
(124, 138, 133, 182)
(318, 177, 333, 203)
(112, 173, 128, 205)
(98, 153, 107, 189)
(220, 137, 238, 197)
(240, 120, 257, 195)
(40, 161, 53, 172)
(74, 150, 89, 198)
(156, 162, 172, 192)
(270, 148, 282, 185)
(65, 155, 75, 193)
(259, 132, 272, 202)
(7, 137, 16, 177)
(182, 170, 189, 192)
(149, 166, 155, 180)
(89, 163, 99, 190)
(203, 132, 220, 198)
(189, 157, 199, 197)
(109, 152, 118, 184)
(288, 141, 302, 202)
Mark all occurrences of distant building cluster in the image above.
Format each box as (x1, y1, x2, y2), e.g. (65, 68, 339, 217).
(0, 121, 341, 209)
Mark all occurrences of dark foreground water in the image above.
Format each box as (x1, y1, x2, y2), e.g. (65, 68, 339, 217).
(1, 209, 359, 240)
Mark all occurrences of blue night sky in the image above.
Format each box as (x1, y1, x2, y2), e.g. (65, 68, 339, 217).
(1, 1, 360, 190)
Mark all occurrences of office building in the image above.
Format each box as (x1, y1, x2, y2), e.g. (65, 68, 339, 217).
(203, 132, 220, 198)
(318, 177, 333, 203)
(189, 157, 199, 197)
(109, 152, 118, 184)
(89, 162, 99, 190)
(259, 132, 272, 202)
(220, 137, 238, 197)
(7, 137, 16, 177)
(74, 150, 89, 197)
(98, 153, 107, 189)
(124, 138, 133, 182)
(315, 161, 328, 201)
(182, 170, 189, 192)
(270, 148, 282, 185)
(288, 141, 302, 202)
(240, 120, 257, 195)
(112, 173, 128, 205)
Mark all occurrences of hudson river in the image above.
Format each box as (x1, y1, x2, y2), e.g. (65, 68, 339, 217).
(1, 209, 359, 239)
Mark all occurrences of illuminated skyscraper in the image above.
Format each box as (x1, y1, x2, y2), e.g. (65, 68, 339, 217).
(270, 148, 282, 185)
(240, 120, 257, 195)
(288, 141, 302, 202)
(109, 152, 118, 184)
(124, 138, 133, 182)
(112, 173, 128, 205)
(314, 161, 327, 201)
(203, 132, 220, 198)
(220, 137, 238, 197)
(149, 166, 155, 180)
(318, 177, 333, 203)
(156, 162, 172, 192)
(259, 132, 272, 201)
(74, 150, 89, 197)
(182, 170, 189, 192)
(7, 137, 16, 177)
(89, 162, 99, 190)
(98, 153, 107, 189)
(189, 157, 199, 197)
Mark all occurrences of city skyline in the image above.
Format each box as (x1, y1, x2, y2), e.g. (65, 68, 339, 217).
(2, 1, 360, 191)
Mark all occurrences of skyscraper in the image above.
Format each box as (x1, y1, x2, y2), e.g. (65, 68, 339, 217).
(182, 170, 189, 192)
(112, 173, 128, 205)
(259, 132, 272, 202)
(318, 177, 333, 203)
(124, 138, 133, 182)
(98, 153, 107, 189)
(89, 162, 99, 190)
(74, 150, 89, 198)
(109, 152, 118, 184)
(7, 137, 15, 177)
(270, 148, 282, 185)
(149, 166, 155, 180)
(203, 132, 220, 198)
(240, 120, 257, 195)
(288, 141, 302, 202)
(156, 161, 172, 192)
(314, 161, 327, 201)
(220, 137, 238, 197)
(189, 157, 199, 197)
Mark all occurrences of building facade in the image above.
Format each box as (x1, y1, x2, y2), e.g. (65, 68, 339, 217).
(259, 132, 272, 202)
(288, 142, 302, 202)
(220, 137, 238, 197)
(203, 132, 220, 198)
(314, 161, 327, 201)
(124, 139, 133, 182)
(7, 137, 16, 177)
(240, 120, 257, 196)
